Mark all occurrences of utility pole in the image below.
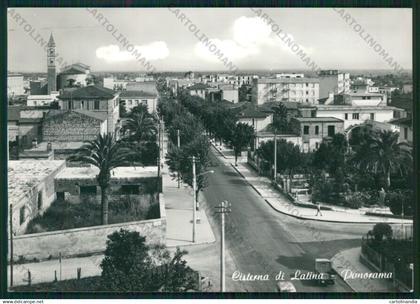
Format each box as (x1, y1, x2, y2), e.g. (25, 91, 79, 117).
(157, 120, 162, 191)
(192, 156, 197, 243)
(273, 131, 277, 181)
(215, 200, 231, 292)
(177, 129, 181, 188)
(9, 204, 13, 287)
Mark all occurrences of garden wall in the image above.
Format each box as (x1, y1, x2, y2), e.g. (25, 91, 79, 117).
(10, 194, 166, 261)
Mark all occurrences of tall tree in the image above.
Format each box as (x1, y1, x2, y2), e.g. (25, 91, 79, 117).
(69, 134, 134, 224)
(351, 130, 412, 189)
(230, 123, 254, 166)
(122, 111, 157, 142)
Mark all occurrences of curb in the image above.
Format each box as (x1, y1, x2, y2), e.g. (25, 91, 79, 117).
(229, 163, 410, 225)
(230, 163, 262, 196)
(330, 249, 357, 292)
(210, 142, 228, 159)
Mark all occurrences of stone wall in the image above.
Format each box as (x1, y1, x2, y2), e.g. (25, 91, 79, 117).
(43, 111, 104, 142)
(10, 194, 166, 261)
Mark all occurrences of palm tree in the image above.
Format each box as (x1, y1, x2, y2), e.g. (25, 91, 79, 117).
(69, 133, 134, 224)
(122, 111, 157, 142)
(351, 130, 412, 189)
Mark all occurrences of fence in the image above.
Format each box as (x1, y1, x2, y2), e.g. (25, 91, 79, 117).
(361, 237, 412, 291)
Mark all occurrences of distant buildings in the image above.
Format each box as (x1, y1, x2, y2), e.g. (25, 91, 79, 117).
(27, 94, 59, 107)
(252, 77, 319, 105)
(7, 73, 24, 97)
(318, 70, 350, 100)
(120, 90, 158, 113)
(220, 84, 239, 103)
(57, 63, 91, 89)
(186, 83, 210, 99)
(238, 106, 273, 132)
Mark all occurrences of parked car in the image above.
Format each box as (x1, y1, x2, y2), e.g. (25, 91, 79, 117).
(315, 258, 336, 285)
(276, 281, 297, 292)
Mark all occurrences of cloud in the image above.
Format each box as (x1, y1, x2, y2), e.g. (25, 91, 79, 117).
(194, 38, 258, 62)
(96, 41, 169, 62)
(193, 16, 315, 63)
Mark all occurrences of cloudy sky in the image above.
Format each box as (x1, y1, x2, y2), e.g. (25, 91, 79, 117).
(8, 7, 412, 73)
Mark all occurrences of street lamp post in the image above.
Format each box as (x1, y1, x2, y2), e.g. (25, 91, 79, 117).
(216, 200, 231, 292)
(409, 263, 414, 292)
(192, 156, 197, 243)
(9, 203, 13, 287)
(191, 155, 214, 243)
(177, 129, 181, 188)
(273, 131, 277, 182)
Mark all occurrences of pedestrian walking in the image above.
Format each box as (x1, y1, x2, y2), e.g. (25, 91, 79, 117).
(315, 202, 322, 216)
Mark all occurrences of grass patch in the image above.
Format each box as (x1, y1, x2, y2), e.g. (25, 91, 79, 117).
(11, 276, 102, 292)
(25, 194, 160, 234)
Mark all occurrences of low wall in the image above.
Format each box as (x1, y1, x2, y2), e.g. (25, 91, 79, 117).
(10, 194, 166, 261)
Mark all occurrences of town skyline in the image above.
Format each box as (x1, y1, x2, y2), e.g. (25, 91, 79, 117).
(8, 7, 412, 72)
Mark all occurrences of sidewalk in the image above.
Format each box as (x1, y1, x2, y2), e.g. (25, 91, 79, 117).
(331, 247, 398, 292)
(212, 143, 412, 225)
(162, 133, 216, 247)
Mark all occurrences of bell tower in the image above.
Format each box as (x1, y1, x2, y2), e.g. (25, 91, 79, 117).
(47, 33, 57, 94)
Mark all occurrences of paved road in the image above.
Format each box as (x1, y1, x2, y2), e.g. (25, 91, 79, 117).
(201, 148, 372, 292)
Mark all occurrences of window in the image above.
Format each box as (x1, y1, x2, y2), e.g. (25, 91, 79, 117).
(80, 186, 97, 195)
(142, 99, 148, 105)
(303, 126, 310, 135)
(19, 207, 25, 225)
(345, 113, 348, 120)
(352, 113, 359, 120)
(306, 91, 309, 95)
(315, 142, 319, 149)
(311, 110, 316, 118)
(315, 125, 319, 135)
(81, 101, 85, 109)
(121, 185, 140, 195)
(404, 127, 408, 140)
(37, 192, 43, 210)
(94, 100, 100, 110)
(370, 113, 375, 120)
(327, 125, 335, 137)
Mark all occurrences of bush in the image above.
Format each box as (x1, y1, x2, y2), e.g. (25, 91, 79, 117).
(372, 223, 393, 241)
(343, 191, 378, 209)
(385, 189, 413, 216)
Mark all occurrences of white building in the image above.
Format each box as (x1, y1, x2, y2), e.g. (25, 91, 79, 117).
(275, 73, 304, 79)
(318, 70, 350, 100)
(238, 107, 273, 132)
(8, 73, 25, 97)
(220, 85, 238, 103)
(120, 90, 158, 114)
(315, 104, 397, 130)
(58, 63, 90, 89)
(27, 93, 59, 107)
(252, 77, 319, 105)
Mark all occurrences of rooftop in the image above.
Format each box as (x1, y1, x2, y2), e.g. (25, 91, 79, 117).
(316, 105, 398, 111)
(293, 117, 344, 122)
(257, 77, 319, 84)
(55, 166, 158, 180)
(27, 141, 85, 152)
(120, 90, 157, 98)
(58, 85, 117, 100)
(44, 109, 108, 122)
(8, 160, 66, 207)
(390, 117, 412, 127)
(187, 83, 211, 90)
(238, 106, 270, 118)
